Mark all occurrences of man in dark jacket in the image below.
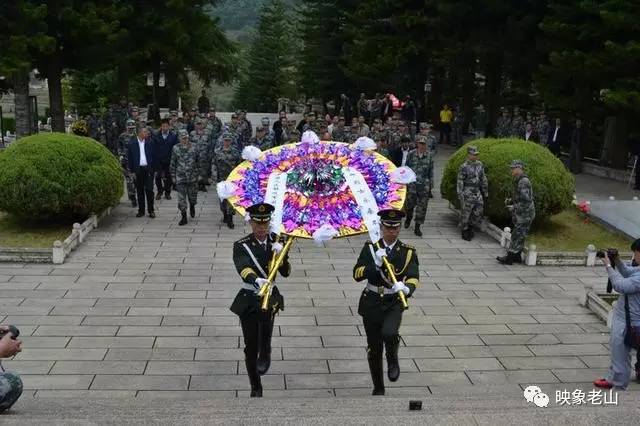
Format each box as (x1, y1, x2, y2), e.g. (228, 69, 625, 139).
(272, 111, 287, 146)
(128, 126, 157, 218)
(153, 119, 178, 200)
(569, 118, 585, 174)
(546, 118, 567, 157)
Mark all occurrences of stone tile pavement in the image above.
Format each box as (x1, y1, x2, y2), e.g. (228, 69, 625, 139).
(0, 146, 636, 401)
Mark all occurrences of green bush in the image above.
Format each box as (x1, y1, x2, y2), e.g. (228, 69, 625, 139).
(440, 138, 575, 225)
(0, 132, 123, 221)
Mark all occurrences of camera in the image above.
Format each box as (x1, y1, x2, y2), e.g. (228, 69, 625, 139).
(0, 325, 19, 340)
(596, 248, 619, 261)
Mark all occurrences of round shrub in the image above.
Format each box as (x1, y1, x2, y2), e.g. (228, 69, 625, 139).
(440, 138, 575, 225)
(0, 132, 123, 221)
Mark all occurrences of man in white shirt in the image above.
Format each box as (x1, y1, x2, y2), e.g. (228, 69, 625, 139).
(127, 126, 156, 218)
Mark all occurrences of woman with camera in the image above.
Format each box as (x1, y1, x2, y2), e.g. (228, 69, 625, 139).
(594, 239, 640, 390)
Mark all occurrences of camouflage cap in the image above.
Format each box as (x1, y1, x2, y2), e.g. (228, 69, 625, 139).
(195, 118, 204, 125)
(231, 113, 238, 119)
(467, 146, 479, 155)
(126, 119, 136, 128)
(416, 135, 427, 144)
(419, 122, 432, 129)
(510, 159, 525, 169)
(221, 131, 233, 140)
(178, 129, 189, 139)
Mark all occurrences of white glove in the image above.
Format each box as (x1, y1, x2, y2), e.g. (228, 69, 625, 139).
(272, 242, 283, 254)
(254, 278, 270, 291)
(374, 248, 387, 267)
(391, 281, 410, 296)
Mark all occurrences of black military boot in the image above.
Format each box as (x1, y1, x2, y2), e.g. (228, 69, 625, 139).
(368, 354, 385, 396)
(404, 212, 412, 229)
(178, 211, 188, 226)
(461, 228, 471, 241)
(511, 251, 522, 264)
(245, 359, 263, 397)
(496, 252, 513, 265)
(385, 337, 401, 382)
(257, 320, 274, 375)
(469, 228, 475, 240)
(414, 223, 422, 237)
(165, 192, 171, 200)
(189, 204, 196, 218)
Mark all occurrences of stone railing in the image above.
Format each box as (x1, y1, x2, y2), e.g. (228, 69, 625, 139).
(52, 207, 111, 264)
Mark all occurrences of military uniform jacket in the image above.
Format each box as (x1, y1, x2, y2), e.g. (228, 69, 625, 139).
(170, 143, 200, 185)
(353, 239, 419, 316)
(214, 145, 240, 182)
(407, 150, 434, 189)
(230, 233, 291, 318)
(456, 160, 489, 199)
(512, 174, 535, 222)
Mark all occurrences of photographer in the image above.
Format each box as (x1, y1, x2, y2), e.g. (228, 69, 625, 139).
(0, 325, 22, 413)
(594, 239, 640, 390)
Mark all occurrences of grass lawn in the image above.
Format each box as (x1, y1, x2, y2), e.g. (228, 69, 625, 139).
(527, 210, 632, 252)
(0, 212, 72, 248)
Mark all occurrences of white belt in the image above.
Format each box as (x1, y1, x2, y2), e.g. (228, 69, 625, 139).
(366, 283, 396, 295)
(241, 283, 278, 293)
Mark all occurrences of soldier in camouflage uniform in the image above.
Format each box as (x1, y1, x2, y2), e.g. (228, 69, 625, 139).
(510, 106, 524, 138)
(237, 110, 252, 147)
(495, 109, 511, 138)
(222, 113, 241, 151)
(118, 119, 138, 208)
(373, 133, 391, 160)
(536, 112, 549, 146)
(370, 119, 388, 147)
(331, 117, 347, 142)
(207, 109, 223, 141)
(250, 125, 273, 150)
(346, 123, 361, 143)
(497, 160, 535, 265)
(170, 130, 200, 226)
(456, 146, 489, 241)
(417, 123, 437, 155)
(388, 122, 412, 151)
(190, 119, 211, 192)
(261, 117, 276, 147)
(285, 119, 300, 143)
(216, 132, 240, 228)
(404, 138, 434, 237)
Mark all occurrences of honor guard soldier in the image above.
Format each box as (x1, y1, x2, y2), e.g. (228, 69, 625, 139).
(230, 203, 291, 397)
(353, 209, 420, 396)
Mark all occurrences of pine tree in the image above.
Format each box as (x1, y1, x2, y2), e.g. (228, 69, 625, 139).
(233, 0, 295, 111)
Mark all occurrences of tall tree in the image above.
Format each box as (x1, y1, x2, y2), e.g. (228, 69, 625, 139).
(233, 0, 296, 111)
(0, 1, 54, 137)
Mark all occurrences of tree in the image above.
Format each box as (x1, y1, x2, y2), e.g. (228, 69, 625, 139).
(0, 1, 54, 137)
(233, 0, 296, 111)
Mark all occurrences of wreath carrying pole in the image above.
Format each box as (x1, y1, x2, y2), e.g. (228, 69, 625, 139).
(258, 237, 296, 311)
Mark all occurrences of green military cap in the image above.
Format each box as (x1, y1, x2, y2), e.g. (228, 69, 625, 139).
(195, 118, 204, 125)
(178, 129, 189, 139)
(419, 122, 432, 129)
(221, 131, 233, 140)
(378, 209, 405, 228)
(416, 135, 427, 144)
(126, 119, 136, 128)
(510, 159, 525, 169)
(467, 146, 479, 155)
(231, 113, 238, 119)
(247, 203, 274, 222)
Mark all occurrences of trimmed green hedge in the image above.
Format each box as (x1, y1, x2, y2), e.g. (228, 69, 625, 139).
(440, 138, 575, 225)
(0, 133, 123, 221)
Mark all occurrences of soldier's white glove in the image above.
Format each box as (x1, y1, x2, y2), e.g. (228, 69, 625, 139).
(254, 278, 270, 291)
(374, 248, 387, 267)
(272, 242, 283, 254)
(391, 281, 410, 295)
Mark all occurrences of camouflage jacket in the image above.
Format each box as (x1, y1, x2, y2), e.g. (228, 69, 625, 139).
(117, 132, 135, 165)
(512, 174, 535, 220)
(170, 143, 200, 184)
(249, 136, 272, 151)
(215, 145, 240, 182)
(331, 127, 346, 142)
(496, 117, 511, 138)
(456, 160, 489, 198)
(284, 128, 300, 143)
(406, 150, 434, 188)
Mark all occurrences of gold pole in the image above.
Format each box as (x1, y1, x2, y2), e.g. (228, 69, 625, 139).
(258, 237, 295, 311)
(376, 242, 409, 309)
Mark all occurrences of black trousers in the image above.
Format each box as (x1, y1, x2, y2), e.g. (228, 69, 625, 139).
(439, 123, 452, 145)
(240, 310, 275, 363)
(361, 303, 403, 359)
(155, 162, 172, 195)
(135, 166, 155, 214)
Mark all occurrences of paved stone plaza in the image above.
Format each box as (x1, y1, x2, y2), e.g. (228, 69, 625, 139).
(1, 147, 638, 406)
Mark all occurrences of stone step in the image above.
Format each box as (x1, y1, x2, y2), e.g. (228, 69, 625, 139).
(6, 393, 637, 424)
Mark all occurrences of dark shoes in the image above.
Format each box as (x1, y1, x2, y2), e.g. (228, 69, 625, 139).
(257, 353, 271, 375)
(189, 204, 196, 218)
(461, 228, 474, 241)
(148, 212, 155, 219)
(250, 387, 263, 398)
(414, 224, 422, 237)
(136, 211, 145, 218)
(386, 338, 400, 382)
(497, 251, 522, 265)
(372, 387, 385, 396)
(179, 211, 188, 226)
(223, 212, 234, 229)
(165, 193, 171, 200)
(155, 192, 162, 200)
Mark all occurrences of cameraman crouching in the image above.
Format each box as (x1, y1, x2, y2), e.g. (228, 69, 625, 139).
(0, 325, 22, 413)
(594, 239, 640, 390)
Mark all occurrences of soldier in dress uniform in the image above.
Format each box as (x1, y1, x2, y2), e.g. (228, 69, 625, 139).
(456, 145, 489, 241)
(230, 203, 291, 397)
(497, 160, 535, 264)
(353, 209, 420, 396)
